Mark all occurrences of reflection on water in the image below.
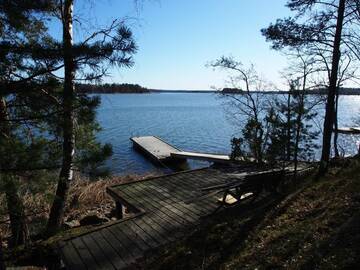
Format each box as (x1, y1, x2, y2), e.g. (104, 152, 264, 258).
(96, 93, 360, 175)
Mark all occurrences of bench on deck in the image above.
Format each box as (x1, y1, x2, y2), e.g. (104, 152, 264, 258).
(202, 169, 286, 208)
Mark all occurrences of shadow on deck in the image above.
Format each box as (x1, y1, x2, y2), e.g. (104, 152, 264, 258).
(56, 165, 312, 269)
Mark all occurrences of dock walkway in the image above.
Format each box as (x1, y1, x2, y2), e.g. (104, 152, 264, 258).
(57, 166, 269, 269)
(131, 136, 231, 165)
(130, 136, 182, 163)
(336, 127, 360, 134)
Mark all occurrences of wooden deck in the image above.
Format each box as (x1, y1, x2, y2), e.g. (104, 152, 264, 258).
(57, 166, 273, 270)
(57, 164, 314, 269)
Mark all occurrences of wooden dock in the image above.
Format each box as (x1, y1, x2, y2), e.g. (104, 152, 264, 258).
(336, 127, 360, 134)
(131, 136, 231, 165)
(171, 151, 230, 163)
(57, 166, 281, 270)
(131, 136, 182, 163)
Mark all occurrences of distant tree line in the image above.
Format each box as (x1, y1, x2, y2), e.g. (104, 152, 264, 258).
(77, 83, 149, 94)
(222, 87, 360, 95)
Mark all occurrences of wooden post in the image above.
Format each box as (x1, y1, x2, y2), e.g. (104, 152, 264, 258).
(115, 201, 123, 219)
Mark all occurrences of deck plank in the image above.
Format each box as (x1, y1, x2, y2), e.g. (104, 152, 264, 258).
(60, 242, 87, 270)
(71, 238, 100, 270)
(80, 235, 114, 270)
(99, 228, 136, 267)
(109, 224, 144, 259)
(133, 217, 169, 245)
(81, 234, 116, 270)
(90, 231, 127, 270)
(125, 219, 159, 249)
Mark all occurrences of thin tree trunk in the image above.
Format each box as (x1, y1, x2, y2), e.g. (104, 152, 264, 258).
(318, 0, 345, 176)
(333, 87, 340, 157)
(46, 0, 75, 235)
(0, 98, 28, 246)
(286, 91, 292, 161)
(294, 78, 306, 179)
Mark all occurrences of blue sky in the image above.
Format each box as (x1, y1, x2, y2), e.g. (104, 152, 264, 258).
(70, 0, 292, 90)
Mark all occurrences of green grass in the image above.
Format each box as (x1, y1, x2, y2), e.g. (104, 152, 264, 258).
(146, 159, 360, 269)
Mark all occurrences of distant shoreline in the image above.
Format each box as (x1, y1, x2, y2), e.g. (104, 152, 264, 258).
(77, 83, 360, 95)
(93, 89, 360, 96)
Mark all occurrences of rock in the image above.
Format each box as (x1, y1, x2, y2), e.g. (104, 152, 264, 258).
(105, 208, 119, 219)
(79, 215, 108, 226)
(63, 220, 80, 228)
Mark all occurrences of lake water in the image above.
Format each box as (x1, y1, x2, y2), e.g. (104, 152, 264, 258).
(96, 93, 360, 175)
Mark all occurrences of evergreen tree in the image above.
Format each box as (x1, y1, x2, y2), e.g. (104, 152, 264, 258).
(0, 0, 57, 246)
(262, 0, 360, 175)
(46, 0, 137, 235)
(265, 81, 319, 168)
(0, 0, 136, 243)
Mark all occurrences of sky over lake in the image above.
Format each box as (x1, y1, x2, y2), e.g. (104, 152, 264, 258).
(55, 0, 292, 90)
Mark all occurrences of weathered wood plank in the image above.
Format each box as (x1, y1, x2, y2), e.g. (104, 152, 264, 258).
(81, 234, 116, 270)
(142, 216, 177, 242)
(115, 222, 151, 252)
(125, 220, 159, 249)
(90, 231, 127, 270)
(132, 178, 214, 216)
(60, 242, 87, 270)
(109, 225, 144, 259)
(119, 185, 200, 223)
(99, 228, 138, 268)
(71, 238, 100, 270)
(133, 217, 169, 245)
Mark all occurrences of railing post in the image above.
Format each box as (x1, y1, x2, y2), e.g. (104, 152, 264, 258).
(115, 201, 123, 219)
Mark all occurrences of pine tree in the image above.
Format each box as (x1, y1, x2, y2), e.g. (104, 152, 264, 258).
(46, 0, 137, 235)
(262, 0, 360, 175)
(0, 0, 56, 246)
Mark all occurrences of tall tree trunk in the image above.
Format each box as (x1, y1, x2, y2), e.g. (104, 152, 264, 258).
(0, 98, 28, 247)
(294, 76, 306, 179)
(333, 87, 340, 157)
(46, 0, 75, 235)
(318, 0, 345, 176)
(286, 91, 292, 161)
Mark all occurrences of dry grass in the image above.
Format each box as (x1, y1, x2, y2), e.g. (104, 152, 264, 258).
(63, 173, 158, 221)
(0, 172, 159, 246)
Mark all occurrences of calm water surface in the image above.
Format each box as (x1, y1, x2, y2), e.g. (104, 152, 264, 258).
(96, 93, 360, 175)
